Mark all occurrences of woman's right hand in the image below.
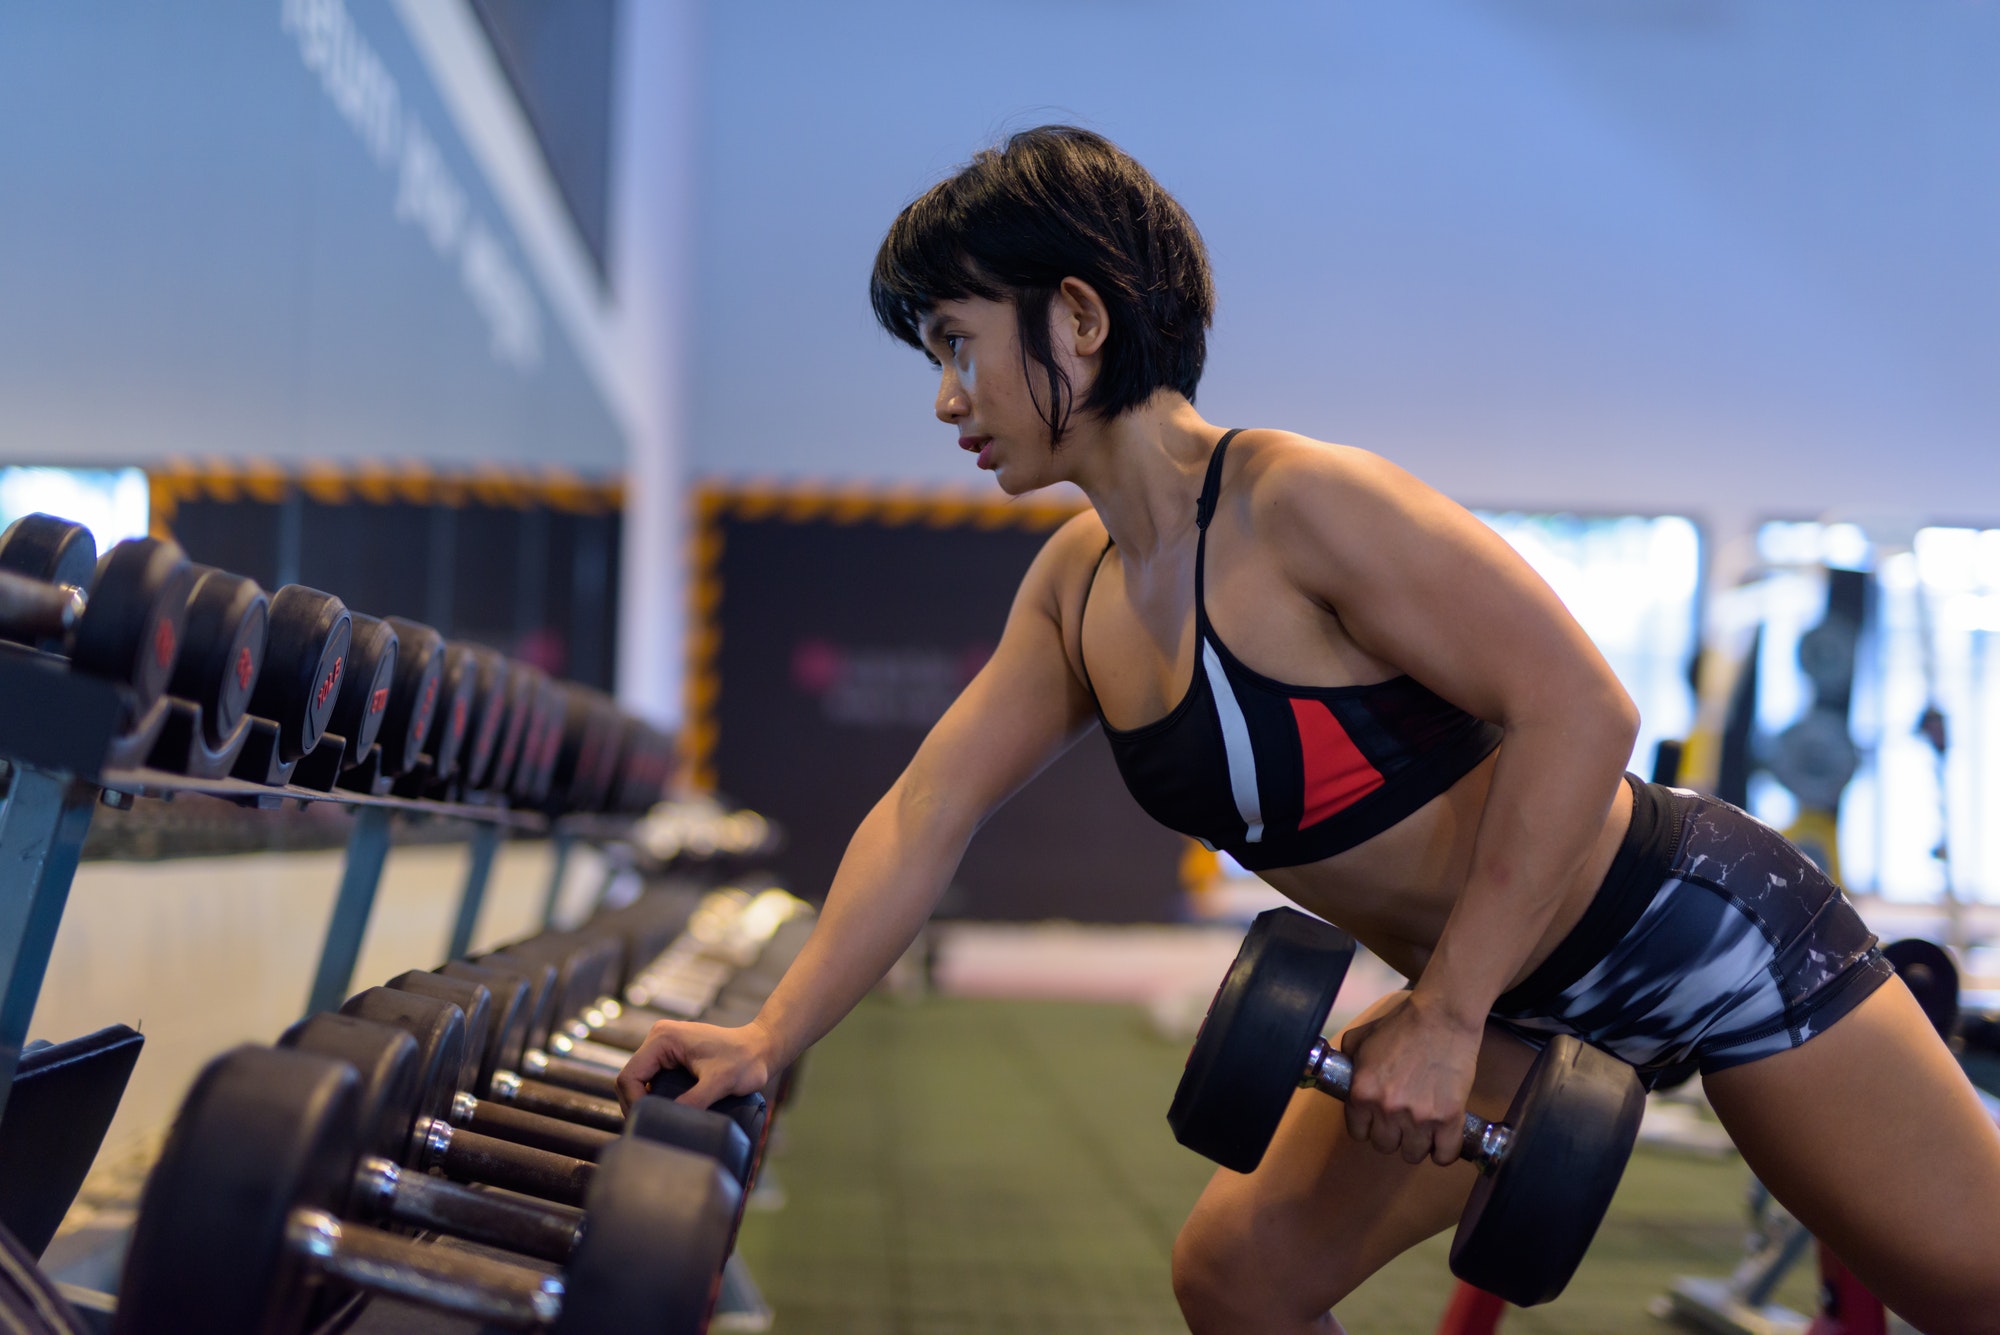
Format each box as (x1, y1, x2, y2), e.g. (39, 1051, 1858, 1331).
(615, 1016, 780, 1114)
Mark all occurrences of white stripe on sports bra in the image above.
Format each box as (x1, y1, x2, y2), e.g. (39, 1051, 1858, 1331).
(1202, 639, 1263, 842)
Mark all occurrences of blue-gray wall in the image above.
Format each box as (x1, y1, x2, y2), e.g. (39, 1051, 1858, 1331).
(690, 1, 2000, 539)
(0, 1, 625, 471)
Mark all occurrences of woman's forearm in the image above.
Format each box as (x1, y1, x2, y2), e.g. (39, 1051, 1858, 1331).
(749, 777, 973, 1069)
(1412, 689, 1638, 1031)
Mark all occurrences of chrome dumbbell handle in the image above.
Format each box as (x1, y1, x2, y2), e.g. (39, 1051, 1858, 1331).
(1299, 1038, 1512, 1173)
(287, 1208, 564, 1326)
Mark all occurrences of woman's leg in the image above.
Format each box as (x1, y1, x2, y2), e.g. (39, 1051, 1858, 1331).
(1171, 997, 1540, 1334)
(1704, 975, 2000, 1335)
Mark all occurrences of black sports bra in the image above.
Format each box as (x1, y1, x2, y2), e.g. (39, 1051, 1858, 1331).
(1079, 430, 1502, 871)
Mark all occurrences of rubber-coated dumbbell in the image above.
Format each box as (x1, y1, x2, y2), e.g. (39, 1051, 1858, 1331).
(378, 616, 445, 778)
(114, 1045, 735, 1335)
(284, 1010, 750, 1262)
(1884, 938, 1958, 1041)
(146, 565, 269, 775)
(233, 584, 350, 783)
(423, 960, 769, 1161)
(309, 612, 398, 781)
(1167, 908, 1646, 1308)
(457, 646, 512, 791)
(0, 516, 195, 731)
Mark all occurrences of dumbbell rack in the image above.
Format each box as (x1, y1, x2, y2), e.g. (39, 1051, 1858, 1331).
(0, 650, 638, 1128)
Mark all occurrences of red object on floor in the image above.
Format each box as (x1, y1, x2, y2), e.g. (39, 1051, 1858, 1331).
(1804, 1241, 1887, 1335)
(1434, 1281, 1507, 1335)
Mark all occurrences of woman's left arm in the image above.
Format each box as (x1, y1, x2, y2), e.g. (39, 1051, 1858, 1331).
(1261, 441, 1640, 1161)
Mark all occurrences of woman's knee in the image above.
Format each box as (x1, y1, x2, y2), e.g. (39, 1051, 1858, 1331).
(1171, 1175, 1354, 1332)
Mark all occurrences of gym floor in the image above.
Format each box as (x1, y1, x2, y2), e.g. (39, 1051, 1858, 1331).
(736, 995, 1817, 1335)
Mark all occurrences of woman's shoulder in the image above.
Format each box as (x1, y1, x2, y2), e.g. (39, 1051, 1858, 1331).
(1223, 430, 1416, 521)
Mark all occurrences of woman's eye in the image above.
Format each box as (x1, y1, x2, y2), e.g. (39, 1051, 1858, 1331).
(945, 335, 965, 356)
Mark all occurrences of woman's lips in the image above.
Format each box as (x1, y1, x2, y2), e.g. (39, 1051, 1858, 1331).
(960, 436, 995, 469)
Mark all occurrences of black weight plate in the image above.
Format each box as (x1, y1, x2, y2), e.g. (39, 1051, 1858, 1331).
(0, 514, 96, 587)
(554, 1138, 738, 1335)
(460, 647, 510, 790)
(645, 1067, 771, 1158)
(325, 613, 397, 761)
(487, 661, 540, 793)
(629, 1095, 755, 1187)
(388, 971, 494, 1096)
(379, 616, 445, 776)
(252, 585, 351, 761)
(278, 1013, 425, 1173)
(1449, 1034, 1645, 1307)
(1168, 908, 1356, 1174)
(517, 679, 566, 802)
(70, 538, 196, 710)
(339, 987, 466, 1150)
(1883, 938, 1959, 1041)
(453, 953, 561, 1055)
(422, 643, 478, 779)
(170, 567, 269, 747)
(435, 961, 535, 1081)
(113, 1045, 360, 1335)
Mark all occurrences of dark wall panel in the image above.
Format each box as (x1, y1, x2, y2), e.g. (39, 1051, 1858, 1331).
(710, 510, 1186, 923)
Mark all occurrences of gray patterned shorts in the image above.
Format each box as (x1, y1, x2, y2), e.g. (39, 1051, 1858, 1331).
(1490, 777, 1892, 1088)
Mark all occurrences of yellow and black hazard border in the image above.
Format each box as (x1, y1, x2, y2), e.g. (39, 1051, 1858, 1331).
(683, 480, 1086, 792)
(147, 456, 625, 541)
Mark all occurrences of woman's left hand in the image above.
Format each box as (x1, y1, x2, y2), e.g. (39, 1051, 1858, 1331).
(1337, 991, 1484, 1167)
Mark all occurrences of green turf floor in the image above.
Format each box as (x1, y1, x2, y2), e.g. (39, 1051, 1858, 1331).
(733, 995, 1815, 1334)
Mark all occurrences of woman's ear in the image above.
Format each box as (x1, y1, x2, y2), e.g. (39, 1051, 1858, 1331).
(1056, 277, 1110, 357)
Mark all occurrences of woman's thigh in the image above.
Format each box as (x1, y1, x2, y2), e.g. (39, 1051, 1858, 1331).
(1174, 999, 1540, 1325)
(1704, 976, 2000, 1335)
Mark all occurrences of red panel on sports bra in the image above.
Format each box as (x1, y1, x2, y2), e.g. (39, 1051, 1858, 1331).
(1291, 698, 1384, 828)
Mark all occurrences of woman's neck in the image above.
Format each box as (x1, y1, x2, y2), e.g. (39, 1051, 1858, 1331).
(1062, 395, 1225, 560)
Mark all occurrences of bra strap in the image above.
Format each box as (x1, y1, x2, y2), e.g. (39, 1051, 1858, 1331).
(1194, 429, 1242, 531)
(1193, 429, 1244, 626)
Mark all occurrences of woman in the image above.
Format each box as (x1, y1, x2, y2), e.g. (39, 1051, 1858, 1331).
(619, 126, 2000, 1333)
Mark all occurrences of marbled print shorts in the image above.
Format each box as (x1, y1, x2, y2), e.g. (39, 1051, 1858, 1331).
(1489, 777, 1893, 1089)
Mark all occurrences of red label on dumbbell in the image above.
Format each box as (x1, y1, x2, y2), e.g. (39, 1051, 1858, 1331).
(317, 656, 344, 709)
(369, 686, 388, 716)
(153, 618, 176, 669)
(417, 677, 437, 731)
(235, 646, 254, 690)
(453, 698, 467, 737)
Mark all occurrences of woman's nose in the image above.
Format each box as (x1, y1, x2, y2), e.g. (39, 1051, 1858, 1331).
(935, 373, 968, 423)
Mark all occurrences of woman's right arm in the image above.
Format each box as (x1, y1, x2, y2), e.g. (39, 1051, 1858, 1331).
(616, 516, 1104, 1109)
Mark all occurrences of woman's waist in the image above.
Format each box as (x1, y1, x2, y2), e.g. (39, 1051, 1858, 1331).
(1260, 763, 1643, 996)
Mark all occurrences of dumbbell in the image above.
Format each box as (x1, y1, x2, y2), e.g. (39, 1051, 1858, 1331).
(146, 565, 270, 774)
(291, 612, 398, 790)
(1167, 908, 1646, 1308)
(483, 658, 540, 794)
(378, 616, 445, 777)
(428, 949, 779, 1209)
(0, 515, 195, 733)
(284, 1009, 751, 1257)
(1883, 938, 1959, 1041)
(351, 979, 765, 1189)
(457, 646, 512, 791)
(609, 718, 675, 815)
(115, 1044, 734, 1335)
(233, 584, 351, 783)
(424, 959, 769, 1163)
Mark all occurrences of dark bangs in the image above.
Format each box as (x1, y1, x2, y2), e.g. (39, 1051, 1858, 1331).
(870, 125, 1214, 445)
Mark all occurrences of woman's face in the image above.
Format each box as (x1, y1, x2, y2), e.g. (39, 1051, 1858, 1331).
(920, 296, 1073, 496)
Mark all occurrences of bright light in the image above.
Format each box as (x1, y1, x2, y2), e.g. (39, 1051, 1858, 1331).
(0, 468, 151, 556)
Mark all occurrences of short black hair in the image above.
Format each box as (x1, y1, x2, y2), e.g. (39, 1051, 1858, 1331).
(870, 125, 1214, 446)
